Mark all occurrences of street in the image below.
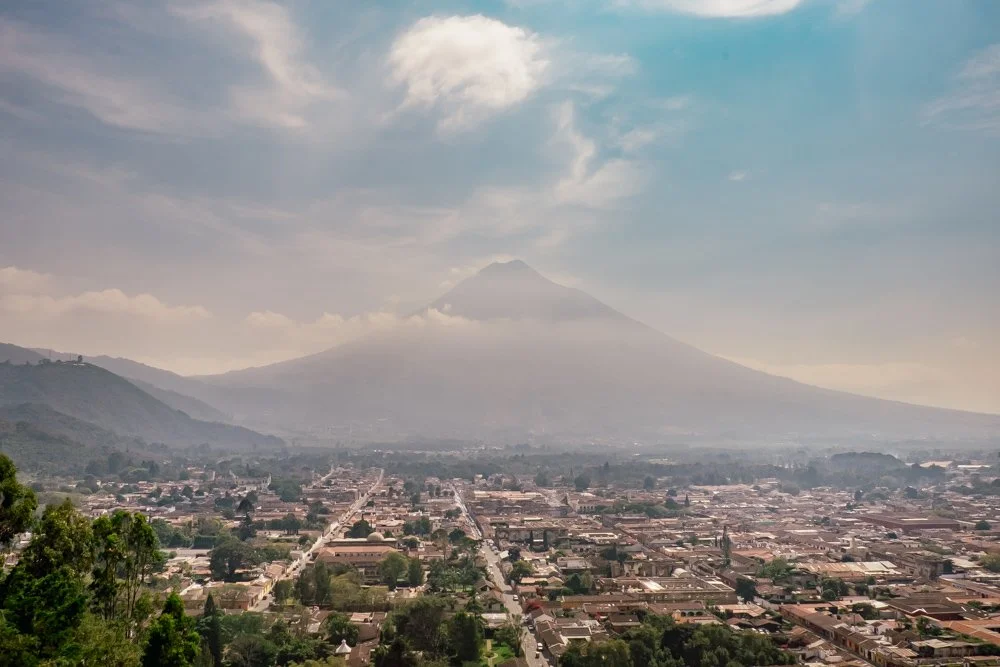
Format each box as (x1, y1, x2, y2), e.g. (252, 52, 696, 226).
(459, 488, 550, 667)
(252, 467, 384, 612)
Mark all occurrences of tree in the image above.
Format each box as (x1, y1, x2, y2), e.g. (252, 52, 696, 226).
(448, 612, 484, 663)
(735, 577, 758, 601)
(980, 554, 1000, 573)
(720, 525, 732, 566)
(313, 562, 332, 606)
(236, 514, 256, 542)
(281, 513, 302, 535)
(225, 634, 278, 667)
(269, 479, 303, 503)
(378, 552, 409, 590)
(759, 556, 794, 582)
(346, 520, 373, 538)
(448, 528, 466, 544)
(916, 616, 942, 638)
(142, 593, 201, 667)
(236, 496, 254, 515)
(392, 597, 447, 654)
(534, 471, 549, 487)
(0, 454, 37, 551)
(975, 520, 991, 531)
(209, 537, 256, 581)
(494, 622, 523, 656)
(66, 612, 143, 667)
(0, 564, 90, 659)
(407, 557, 424, 587)
(19, 499, 94, 579)
(510, 560, 533, 584)
(198, 594, 223, 667)
(272, 579, 293, 603)
(643, 476, 655, 491)
(91, 510, 160, 627)
(574, 475, 590, 492)
(324, 613, 359, 646)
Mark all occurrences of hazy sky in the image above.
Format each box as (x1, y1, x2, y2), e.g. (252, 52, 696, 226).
(1, 0, 998, 413)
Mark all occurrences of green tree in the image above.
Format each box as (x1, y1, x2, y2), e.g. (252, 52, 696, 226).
(448, 612, 483, 663)
(643, 476, 655, 491)
(0, 454, 37, 551)
(0, 565, 90, 659)
(209, 537, 256, 582)
(65, 612, 143, 667)
(378, 551, 409, 590)
(225, 634, 278, 667)
(142, 593, 201, 667)
(324, 613, 359, 646)
(720, 525, 732, 566)
(91, 509, 160, 627)
(198, 594, 223, 667)
(313, 562, 332, 606)
(281, 513, 302, 535)
(735, 577, 758, 601)
(236, 513, 256, 542)
(346, 520, 373, 538)
(392, 597, 447, 654)
(295, 566, 315, 605)
(975, 520, 991, 531)
(979, 554, 1000, 573)
(759, 556, 794, 582)
(574, 475, 590, 491)
(510, 560, 533, 584)
(19, 499, 94, 578)
(272, 579, 293, 603)
(407, 557, 424, 587)
(494, 622, 523, 656)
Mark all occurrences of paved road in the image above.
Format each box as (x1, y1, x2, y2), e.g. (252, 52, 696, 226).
(252, 468, 384, 612)
(457, 487, 549, 667)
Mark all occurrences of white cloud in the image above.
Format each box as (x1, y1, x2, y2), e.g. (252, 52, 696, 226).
(728, 170, 748, 182)
(388, 15, 549, 131)
(172, 0, 339, 129)
(924, 43, 1000, 136)
(0, 19, 212, 135)
(0, 266, 52, 294)
(1, 288, 211, 322)
(617, 127, 661, 153)
(619, 0, 805, 17)
(552, 102, 647, 208)
(959, 44, 1000, 80)
(655, 95, 693, 111)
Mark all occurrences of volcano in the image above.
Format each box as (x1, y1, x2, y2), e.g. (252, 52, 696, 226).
(199, 261, 1000, 443)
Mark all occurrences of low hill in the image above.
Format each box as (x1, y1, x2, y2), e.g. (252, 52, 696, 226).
(0, 415, 112, 475)
(0, 360, 283, 449)
(23, 347, 229, 422)
(0, 343, 44, 365)
(0, 403, 134, 451)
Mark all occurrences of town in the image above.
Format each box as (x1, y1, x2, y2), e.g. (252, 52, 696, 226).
(5, 445, 999, 667)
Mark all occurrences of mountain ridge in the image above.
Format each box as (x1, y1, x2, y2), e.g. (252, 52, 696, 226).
(192, 261, 999, 442)
(0, 359, 284, 449)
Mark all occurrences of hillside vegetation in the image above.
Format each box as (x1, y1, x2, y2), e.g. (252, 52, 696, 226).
(0, 360, 282, 450)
